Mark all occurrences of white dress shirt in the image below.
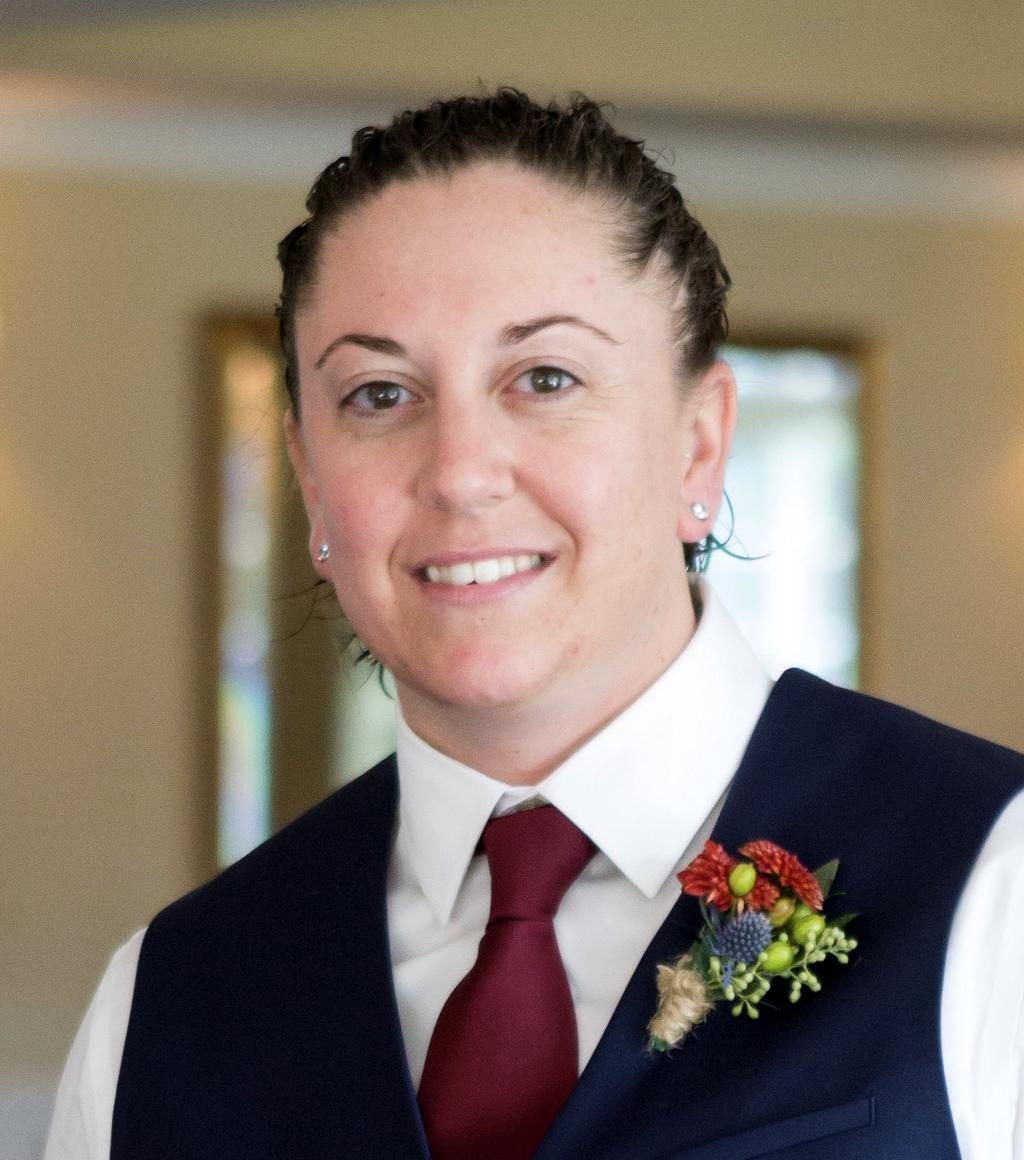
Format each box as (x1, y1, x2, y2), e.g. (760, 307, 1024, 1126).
(45, 586, 1024, 1159)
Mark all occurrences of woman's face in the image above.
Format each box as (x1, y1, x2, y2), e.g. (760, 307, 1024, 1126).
(288, 162, 733, 739)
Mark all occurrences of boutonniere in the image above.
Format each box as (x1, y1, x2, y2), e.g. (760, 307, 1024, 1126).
(648, 839, 858, 1052)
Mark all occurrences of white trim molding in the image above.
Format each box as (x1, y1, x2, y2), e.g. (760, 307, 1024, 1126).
(1, 73, 1023, 221)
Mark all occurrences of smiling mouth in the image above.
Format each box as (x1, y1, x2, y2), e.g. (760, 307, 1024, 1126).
(421, 554, 546, 586)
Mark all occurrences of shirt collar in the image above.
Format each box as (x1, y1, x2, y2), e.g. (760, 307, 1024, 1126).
(395, 581, 772, 924)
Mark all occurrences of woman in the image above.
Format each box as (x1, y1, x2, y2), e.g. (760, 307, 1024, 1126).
(47, 90, 1024, 1160)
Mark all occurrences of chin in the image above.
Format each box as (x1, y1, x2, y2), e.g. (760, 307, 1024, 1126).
(401, 646, 559, 714)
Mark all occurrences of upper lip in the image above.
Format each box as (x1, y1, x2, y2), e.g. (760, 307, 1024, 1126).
(411, 548, 553, 571)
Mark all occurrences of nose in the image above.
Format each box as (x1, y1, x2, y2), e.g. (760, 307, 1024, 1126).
(414, 399, 516, 514)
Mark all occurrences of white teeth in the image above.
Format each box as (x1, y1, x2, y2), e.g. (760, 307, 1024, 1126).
(472, 558, 501, 585)
(424, 554, 543, 586)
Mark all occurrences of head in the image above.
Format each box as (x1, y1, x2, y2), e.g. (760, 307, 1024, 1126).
(278, 90, 737, 768)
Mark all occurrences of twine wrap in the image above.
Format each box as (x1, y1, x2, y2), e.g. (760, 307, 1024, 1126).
(647, 953, 713, 1051)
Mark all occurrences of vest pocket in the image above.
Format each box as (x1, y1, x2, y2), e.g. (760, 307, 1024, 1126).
(656, 1096, 874, 1159)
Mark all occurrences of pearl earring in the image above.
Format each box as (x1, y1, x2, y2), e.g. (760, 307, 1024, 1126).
(317, 543, 330, 562)
(690, 501, 709, 522)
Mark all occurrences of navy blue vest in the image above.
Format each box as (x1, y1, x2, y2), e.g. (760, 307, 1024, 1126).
(111, 670, 1024, 1158)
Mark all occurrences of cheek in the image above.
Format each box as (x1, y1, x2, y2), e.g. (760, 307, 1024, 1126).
(317, 466, 401, 574)
(580, 439, 687, 572)
(579, 423, 681, 517)
(548, 453, 659, 571)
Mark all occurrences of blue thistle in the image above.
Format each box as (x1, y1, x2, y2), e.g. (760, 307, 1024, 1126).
(713, 910, 772, 967)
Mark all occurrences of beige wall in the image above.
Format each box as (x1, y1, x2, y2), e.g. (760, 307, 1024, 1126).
(1, 171, 299, 1082)
(3, 143, 1023, 1096)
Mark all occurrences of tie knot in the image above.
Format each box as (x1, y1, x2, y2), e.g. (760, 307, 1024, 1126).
(482, 806, 595, 921)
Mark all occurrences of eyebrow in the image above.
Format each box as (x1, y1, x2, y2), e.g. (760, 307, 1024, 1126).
(315, 332, 405, 368)
(498, 314, 621, 346)
(314, 313, 620, 370)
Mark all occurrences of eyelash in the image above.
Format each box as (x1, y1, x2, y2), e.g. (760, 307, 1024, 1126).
(339, 364, 582, 415)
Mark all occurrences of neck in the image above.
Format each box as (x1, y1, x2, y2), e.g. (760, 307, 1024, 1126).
(396, 596, 698, 785)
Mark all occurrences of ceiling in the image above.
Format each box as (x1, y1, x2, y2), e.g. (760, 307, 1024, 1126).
(2, 0, 1023, 143)
(0, 0, 313, 30)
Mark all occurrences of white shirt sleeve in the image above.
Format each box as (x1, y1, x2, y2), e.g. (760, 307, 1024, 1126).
(43, 791, 1024, 1160)
(941, 787, 1024, 1159)
(43, 930, 145, 1160)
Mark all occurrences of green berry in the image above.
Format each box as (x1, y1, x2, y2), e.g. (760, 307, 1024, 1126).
(791, 914, 826, 946)
(768, 896, 796, 927)
(760, 940, 796, 973)
(728, 862, 757, 897)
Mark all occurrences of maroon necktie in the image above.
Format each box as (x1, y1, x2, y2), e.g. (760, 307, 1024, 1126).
(418, 805, 596, 1160)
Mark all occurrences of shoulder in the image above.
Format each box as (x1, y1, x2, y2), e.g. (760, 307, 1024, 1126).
(146, 754, 398, 944)
(768, 667, 1024, 793)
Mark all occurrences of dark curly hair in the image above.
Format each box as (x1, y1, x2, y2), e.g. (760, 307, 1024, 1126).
(276, 87, 731, 571)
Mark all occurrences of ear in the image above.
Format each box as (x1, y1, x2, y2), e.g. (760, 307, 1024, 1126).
(676, 360, 737, 541)
(283, 409, 332, 580)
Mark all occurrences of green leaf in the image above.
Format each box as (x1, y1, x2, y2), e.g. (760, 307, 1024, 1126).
(690, 939, 712, 977)
(813, 859, 840, 900)
(831, 912, 860, 930)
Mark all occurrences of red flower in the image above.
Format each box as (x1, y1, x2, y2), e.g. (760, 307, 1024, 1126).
(739, 840, 823, 911)
(745, 876, 780, 912)
(678, 840, 736, 911)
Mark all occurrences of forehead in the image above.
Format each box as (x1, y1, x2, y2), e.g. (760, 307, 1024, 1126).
(328, 161, 616, 279)
(299, 162, 672, 356)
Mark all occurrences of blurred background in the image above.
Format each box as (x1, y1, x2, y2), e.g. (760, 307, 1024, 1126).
(2, 1, 1023, 1154)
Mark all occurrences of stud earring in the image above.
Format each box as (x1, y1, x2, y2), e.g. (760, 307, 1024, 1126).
(317, 543, 330, 562)
(690, 501, 709, 522)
